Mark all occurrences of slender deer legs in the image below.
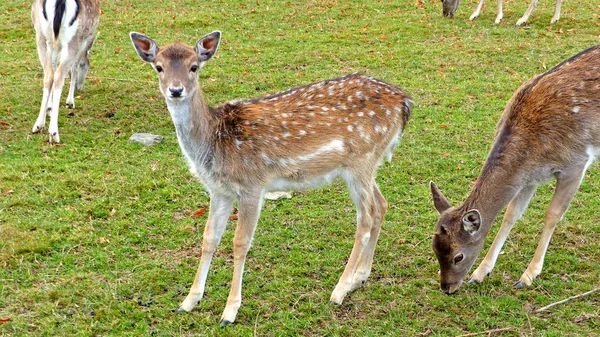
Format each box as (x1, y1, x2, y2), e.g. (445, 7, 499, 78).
(494, 0, 504, 24)
(469, 184, 537, 284)
(48, 53, 77, 144)
(330, 174, 379, 304)
(179, 194, 234, 313)
(515, 0, 540, 26)
(469, 0, 486, 21)
(353, 183, 388, 286)
(33, 35, 52, 134)
(551, 0, 562, 23)
(515, 165, 587, 288)
(220, 190, 264, 326)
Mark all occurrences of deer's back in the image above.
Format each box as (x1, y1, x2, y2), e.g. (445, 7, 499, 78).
(495, 45, 600, 165)
(205, 73, 411, 189)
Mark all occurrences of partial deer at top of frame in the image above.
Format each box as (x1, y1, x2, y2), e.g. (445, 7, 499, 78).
(31, 0, 100, 144)
(443, 0, 563, 25)
(130, 30, 411, 326)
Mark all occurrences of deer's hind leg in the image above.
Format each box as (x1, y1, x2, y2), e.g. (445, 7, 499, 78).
(33, 35, 53, 134)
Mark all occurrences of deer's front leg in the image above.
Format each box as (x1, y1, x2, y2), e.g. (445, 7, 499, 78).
(330, 177, 376, 305)
(515, 167, 585, 288)
(469, 184, 537, 284)
(178, 193, 233, 312)
(220, 190, 264, 326)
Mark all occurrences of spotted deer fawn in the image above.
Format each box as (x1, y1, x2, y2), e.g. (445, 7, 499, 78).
(443, 0, 563, 25)
(430, 45, 600, 294)
(32, 0, 100, 143)
(130, 31, 411, 325)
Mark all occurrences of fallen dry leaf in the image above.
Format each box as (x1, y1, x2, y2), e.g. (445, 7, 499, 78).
(0, 121, 10, 126)
(2, 190, 14, 196)
(229, 214, 239, 220)
(0, 317, 12, 324)
(192, 208, 207, 218)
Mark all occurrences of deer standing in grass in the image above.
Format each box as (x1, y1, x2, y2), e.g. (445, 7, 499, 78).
(130, 31, 411, 325)
(442, 0, 563, 25)
(32, 0, 100, 143)
(431, 45, 600, 294)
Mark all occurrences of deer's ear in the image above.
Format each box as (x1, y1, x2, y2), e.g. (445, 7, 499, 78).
(430, 181, 452, 214)
(462, 209, 481, 235)
(130, 32, 158, 63)
(196, 31, 221, 65)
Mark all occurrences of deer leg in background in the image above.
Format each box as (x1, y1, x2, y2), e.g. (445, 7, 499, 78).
(515, 0, 540, 26)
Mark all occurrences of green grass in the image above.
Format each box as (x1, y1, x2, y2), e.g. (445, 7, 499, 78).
(1, 0, 599, 336)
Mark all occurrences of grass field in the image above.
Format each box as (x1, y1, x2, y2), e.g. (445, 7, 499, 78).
(1, 0, 599, 336)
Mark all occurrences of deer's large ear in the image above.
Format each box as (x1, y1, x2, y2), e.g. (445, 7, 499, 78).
(430, 181, 452, 214)
(130, 32, 158, 63)
(462, 209, 481, 235)
(196, 31, 221, 65)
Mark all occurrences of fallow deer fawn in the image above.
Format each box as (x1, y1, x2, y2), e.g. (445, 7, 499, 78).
(443, 0, 563, 25)
(130, 31, 411, 325)
(431, 45, 600, 294)
(32, 0, 100, 143)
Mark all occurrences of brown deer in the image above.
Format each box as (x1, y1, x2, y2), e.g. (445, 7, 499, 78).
(129, 31, 411, 325)
(32, 0, 100, 143)
(431, 44, 600, 294)
(443, 0, 563, 25)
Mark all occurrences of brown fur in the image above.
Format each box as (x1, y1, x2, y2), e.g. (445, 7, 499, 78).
(130, 31, 412, 324)
(432, 44, 600, 293)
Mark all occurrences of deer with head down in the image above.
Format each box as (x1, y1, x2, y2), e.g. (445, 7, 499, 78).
(130, 31, 411, 325)
(431, 44, 600, 294)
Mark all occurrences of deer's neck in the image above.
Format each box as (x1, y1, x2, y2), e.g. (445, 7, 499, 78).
(461, 136, 526, 236)
(166, 90, 217, 177)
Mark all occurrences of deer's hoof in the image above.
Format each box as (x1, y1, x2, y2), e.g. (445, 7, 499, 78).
(514, 281, 527, 289)
(174, 307, 188, 314)
(219, 319, 232, 327)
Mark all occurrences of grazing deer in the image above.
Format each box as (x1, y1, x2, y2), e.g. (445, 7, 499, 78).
(430, 44, 600, 294)
(32, 0, 100, 143)
(130, 31, 411, 325)
(442, 0, 563, 25)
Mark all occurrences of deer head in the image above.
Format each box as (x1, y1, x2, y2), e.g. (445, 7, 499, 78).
(130, 31, 221, 102)
(430, 182, 484, 294)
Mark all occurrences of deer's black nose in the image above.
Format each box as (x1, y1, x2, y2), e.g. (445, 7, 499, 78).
(169, 87, 183, 97)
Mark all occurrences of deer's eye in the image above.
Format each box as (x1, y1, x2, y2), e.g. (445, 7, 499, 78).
(454, 253, 464, 264)
(190, 65, 198, 72)
(156, 65, 163, 73)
